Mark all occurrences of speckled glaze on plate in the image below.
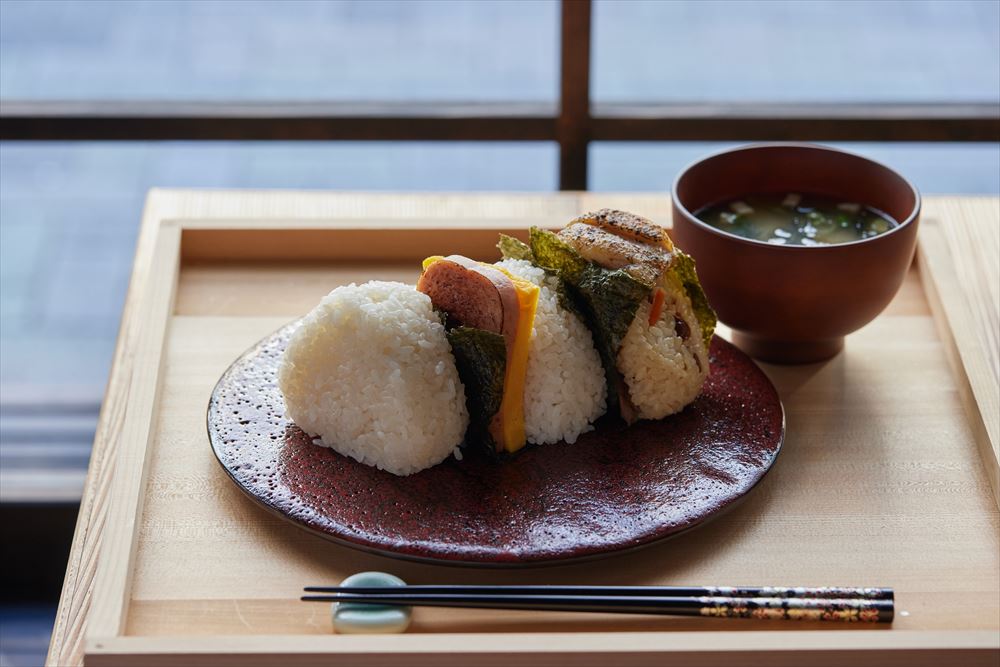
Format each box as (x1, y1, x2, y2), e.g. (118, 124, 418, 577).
(207, 323, 784, 567)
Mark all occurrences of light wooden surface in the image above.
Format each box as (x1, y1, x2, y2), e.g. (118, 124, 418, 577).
(47, 191, 1000, 667)
(917, 198, 1000, 506)
(87, 223, 180, 641)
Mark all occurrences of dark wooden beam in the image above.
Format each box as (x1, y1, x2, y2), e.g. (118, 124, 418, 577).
(3, 101, 996, 144)
(591, 103, 1000, 142)
(0, 101, 558, 141)
(558, 0, 592, 190)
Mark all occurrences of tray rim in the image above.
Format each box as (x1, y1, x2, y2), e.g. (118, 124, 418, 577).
(65, 189, 1000, 667)
(83, 630, 1000, 667)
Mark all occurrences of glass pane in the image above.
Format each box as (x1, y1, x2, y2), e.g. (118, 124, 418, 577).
(589, 141, 1000, 194)
(593, 0, 1000, 103)
(0, 141, 557, 401)
(0, 0, 558, 102)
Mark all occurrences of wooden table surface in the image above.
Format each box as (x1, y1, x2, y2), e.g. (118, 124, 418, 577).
(46, 191, 1000, 666)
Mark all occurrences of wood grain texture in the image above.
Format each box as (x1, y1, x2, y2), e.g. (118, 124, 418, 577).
(45, 191, 1000, 667)
(86, 223, 181, 639)
(83, 631, 1000, 667)
(917, 197, 1000, 506)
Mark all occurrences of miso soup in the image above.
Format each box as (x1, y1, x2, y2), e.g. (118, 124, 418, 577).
(695, 193, 897, 246)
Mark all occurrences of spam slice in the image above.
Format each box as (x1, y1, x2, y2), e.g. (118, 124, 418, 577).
(418, 255, 539, 453)
(418, 255, 520, 341)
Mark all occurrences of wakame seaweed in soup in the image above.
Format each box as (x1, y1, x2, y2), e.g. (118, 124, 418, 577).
(696, 193, 897, 246)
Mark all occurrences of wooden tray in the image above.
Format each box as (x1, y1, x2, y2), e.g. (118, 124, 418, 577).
(60, 191, 998, 666)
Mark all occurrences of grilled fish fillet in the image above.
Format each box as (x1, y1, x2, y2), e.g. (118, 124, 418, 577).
(572, 208, 674, 250)
(558, 209, 675, 285)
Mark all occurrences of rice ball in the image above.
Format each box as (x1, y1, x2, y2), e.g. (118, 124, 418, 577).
(617, 286, 709, 420)
(278, 281, 468, 476)
(496, 259, 607, 444)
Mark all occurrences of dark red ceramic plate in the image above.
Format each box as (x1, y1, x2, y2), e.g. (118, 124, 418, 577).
(208, 323, 783, 567)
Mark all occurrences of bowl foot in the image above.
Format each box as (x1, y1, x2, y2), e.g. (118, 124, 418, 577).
(731, 333, 844, 364)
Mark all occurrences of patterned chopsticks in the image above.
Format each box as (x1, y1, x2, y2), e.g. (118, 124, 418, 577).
(302, 584, 894, 623)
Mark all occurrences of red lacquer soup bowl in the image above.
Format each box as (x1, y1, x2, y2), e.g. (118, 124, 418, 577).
(671, 143, 920, 364)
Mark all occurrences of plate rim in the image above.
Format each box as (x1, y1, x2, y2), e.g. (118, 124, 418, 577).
(207, 325, 785, 568)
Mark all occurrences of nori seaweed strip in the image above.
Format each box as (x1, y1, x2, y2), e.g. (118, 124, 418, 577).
(500, 227, 716, 422)
(497, 234, 533, 262)
(497, 233, 585, 322)
(665, 250, 717, 349)
(526, 227, 652, 422)
(446, 326, 506, 456)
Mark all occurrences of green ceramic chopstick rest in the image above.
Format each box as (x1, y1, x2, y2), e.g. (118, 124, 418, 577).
(331, 571, 411, 634)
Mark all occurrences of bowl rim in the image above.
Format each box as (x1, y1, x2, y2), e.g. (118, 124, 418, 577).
(670, 142, 922, 251)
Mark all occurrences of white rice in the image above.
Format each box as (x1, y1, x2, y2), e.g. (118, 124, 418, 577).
(617, 287, 709, 420)
(278, 281, 468, 476)
(496, 259, 606, 444)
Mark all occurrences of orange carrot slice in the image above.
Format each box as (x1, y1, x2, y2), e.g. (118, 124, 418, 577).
(648, 287, 666, 326)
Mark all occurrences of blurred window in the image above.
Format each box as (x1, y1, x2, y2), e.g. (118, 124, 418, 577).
(589, 142, 1000, 194)
(0, 0, 559, 102)
(592, 0, 1000, 103)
